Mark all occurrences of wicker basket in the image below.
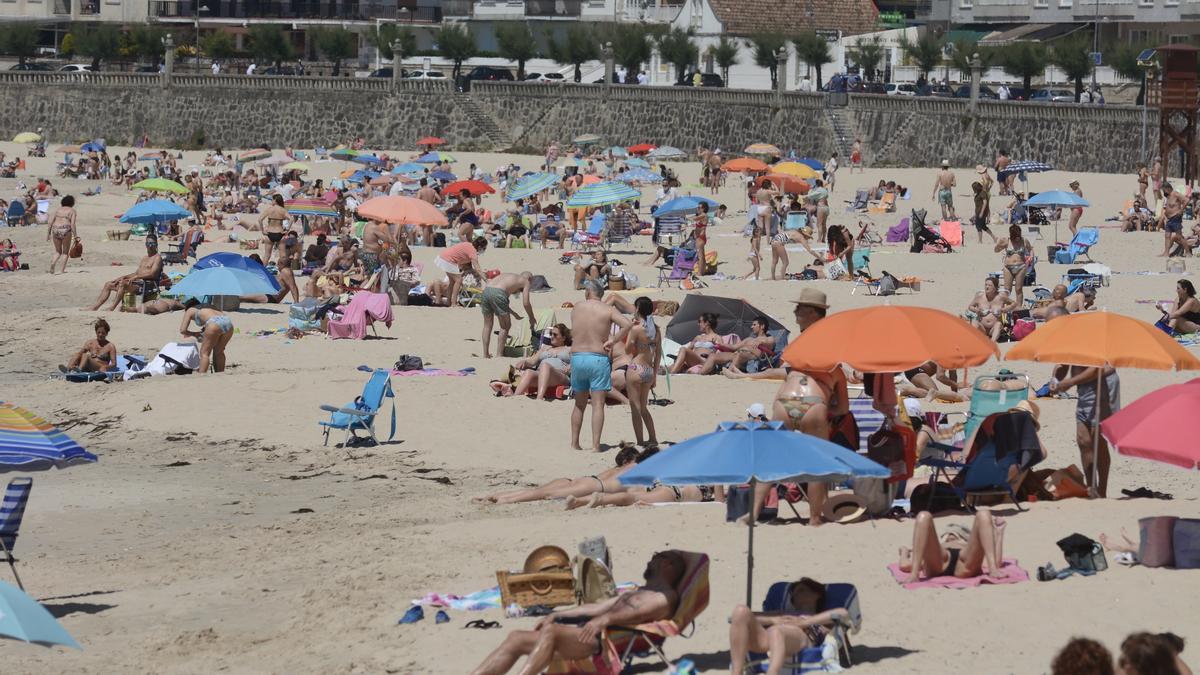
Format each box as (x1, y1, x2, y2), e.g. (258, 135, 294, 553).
(496, 570, 576, 609)
(608, 276, 626, 291)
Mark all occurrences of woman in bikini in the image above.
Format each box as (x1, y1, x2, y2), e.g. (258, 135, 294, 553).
(1068, 180, 1084, 236)
(1163, 279, 1200, 334)
(766, 366, 848, 526)
(692, 203, 710, 276)
(493, 324, 573, 399)
(566, 482, 721, 510)
(474, 443, 653, 505)
(625, 297, 662, 447)
(45, 194, 77, 274)
(769, 197, 792, 280)
(179, 299, 234, 374)
(994, 224, 1032, 305)
(61, 318, 116, 373)
(670, 312, 722, 374)
(257, 194, 290, 265)
(899, 360, 971, 403)
(729, 577, 850, 675)
(271, 230, 301, 303)
(897, 509, 1008, 584)
(968, 276, 1018, 342)
(1151, 157, 1163, 209)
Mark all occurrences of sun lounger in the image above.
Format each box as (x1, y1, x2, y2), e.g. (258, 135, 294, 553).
(1053, 227, 1098, 264)
(919, 409, 1039, 512)
(845, 189, 869, 212)
(318, 369, 395, 447)
(0, 477, 32, 590)
(868, 192, 896, 214)
(746, 581, 862, 674)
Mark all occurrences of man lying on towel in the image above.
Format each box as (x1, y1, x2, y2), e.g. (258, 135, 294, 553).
(469, 551, 686, 675)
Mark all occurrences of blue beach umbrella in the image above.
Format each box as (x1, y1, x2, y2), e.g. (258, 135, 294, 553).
(348, 169, 380, 183)
(797, 157, 824, 172)
(620, 420, 888, 604)
(647, 146, 686, 160)
(655, 195, 720, 218)
(429, 170, 457, 182)
(171, 266, 279, 299)
(607, 146, 629, 158)
(1023, 190, 1090, 208)
(615, 168, 664, 184)
(566, 181, 640, 208)
(625, 158, 650, 169)
(351, 154, 385, 166)
(392, 162, 425, 176)
(0, 580, 82, 649)
(0, 403, 98, 473)
(80, 140, 105, 153)
(118, 199, 191, 225)
(507, 172, 559, 201)
(193, 252, 281, 293)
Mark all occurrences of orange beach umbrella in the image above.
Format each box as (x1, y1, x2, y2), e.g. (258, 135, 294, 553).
(782, 306, 999, 373)
(721, 157, 768, 173)
(357, 195, 448, 226)
(758, 174, 811, 195)
(416, 136, 446, 148)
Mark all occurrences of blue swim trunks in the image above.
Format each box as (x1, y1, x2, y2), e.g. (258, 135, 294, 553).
(570, 351, 612, 392)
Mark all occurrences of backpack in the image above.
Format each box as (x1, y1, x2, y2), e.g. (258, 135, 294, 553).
(394, 354, 424, 371)
(877, 271, 899, 296)
(574, 556, 617, 605)
(433, 232, 446, 247)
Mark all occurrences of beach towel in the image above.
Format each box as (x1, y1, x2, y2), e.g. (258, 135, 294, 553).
(356, 365, 475, 376)
(887, 559, 1029, 589)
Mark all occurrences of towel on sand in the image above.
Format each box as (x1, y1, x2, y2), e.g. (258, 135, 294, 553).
(887, 559, 1029, 589)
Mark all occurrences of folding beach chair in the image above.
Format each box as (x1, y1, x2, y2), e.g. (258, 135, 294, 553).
(961, 371, 1029, 443)
(785, 212, 809, 231)
(1053, 227, 1099, 264)
(919, 410, 1037, 512)
(0, 477, 32, 590)
(5, 201, 25, 227)
(845, 189, 869, 212)
(868, 192, 896, 214)
(572, 214, 606, 251)
(318, 369, 396, 447)
(548, 551, 710, 675)
(657, 248, 697, 288)
(747, 581, 862, 674)
(162, 228, 204, 265)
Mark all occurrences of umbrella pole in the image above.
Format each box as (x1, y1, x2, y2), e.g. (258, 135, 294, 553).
(1092, 368, 1103, 496)
(746, 478, 755, 607)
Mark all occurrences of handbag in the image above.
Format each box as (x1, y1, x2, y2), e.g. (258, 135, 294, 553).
(1057, 533, 1108, 573)
(866, 426, 906, 482)
(69, 237, 83, 259)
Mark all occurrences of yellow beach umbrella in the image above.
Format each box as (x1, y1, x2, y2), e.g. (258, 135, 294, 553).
(131, 178, 189, 195)
(282, 161, 310, 172)
(12, 132, 41, 143)
(772, 162, 821, 180)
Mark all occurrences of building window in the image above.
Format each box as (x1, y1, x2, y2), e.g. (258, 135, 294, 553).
(1170, 33, 1190, 43)
(1165, 0, 1179, 6)
(959, 0, 972, 7)
(1138, 0, 1153, 6)
(1057, 0, 1070, 7)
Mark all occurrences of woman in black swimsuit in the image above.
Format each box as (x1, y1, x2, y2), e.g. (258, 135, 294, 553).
(61, 318, 117, 373)
(897, 509, 1008, 584)
(1163, 280, 1200, 334)
(565, 482, 721, 510)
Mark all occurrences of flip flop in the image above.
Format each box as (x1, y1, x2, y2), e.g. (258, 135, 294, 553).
(464, 620, 501, 630)
(398, 606, 424, 624)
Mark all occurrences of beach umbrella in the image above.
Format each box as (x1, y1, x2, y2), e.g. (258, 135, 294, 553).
(442, 179, 495, 197)
(369, 174, 396, 187)
(392, 162, 425, 176)
(417, 151, 456, 163)
(721, 157, 768, 173)
(256, 155, 290, 167)
(1101, 378, 1200, 470)
(131, 178, 188, 195)
(351, 154, 385, 166)
(281, 161, 310, 172)
(193, 252, 280, 292)
(744, 143, 781, 156)
(11, 132, 40, 144)
(772, 162, 821, 180)
(56, 145, 81, 154)
(238, 148, 271, 163)
(758, 174, 810, 195)
(330, 148, 359, 160)
(627, 143, 657, 155)
(647, 146, 686, 160)
(615, 168, 664, 184)
(348, 170, 380, 184)
(797, 158, 825, 172)
(1006, 311, 1200, 490)
(80, 140, 105, 153)
(655, 195, 720, 218)
(608, 146, 629, 158)
(999, 160, 1052, 191)
(357, 195, 449, 226)
(573, 134, 602, 145)
(1024, 190, 1091, 240)
(666, 295, 786, 343)
(560, 156, 586, 168)
(415, 136, 445, 148)
(625, 158, 651, 169)
(429, 170, 457, 182)
(0, 403, 99, 473)
(0, 580, 82, 649)
(119, 199, 192, 225)
(284, 198, 338, 218)
(783, 306, 999, 373)
(172, 266, 279, 299)
(507, 172, 559, 201)
(619, 420, 888, 604)
(566, 181, 640, 208)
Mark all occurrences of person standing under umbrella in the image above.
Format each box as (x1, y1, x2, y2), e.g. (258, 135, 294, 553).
(179, 299, 234, 374)
(1067, 180, 1084, 237)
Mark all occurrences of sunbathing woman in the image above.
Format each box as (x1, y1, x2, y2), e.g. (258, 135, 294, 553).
(729, 577, 849, 675)
(492, 324, 572, 399)
(61, 319, 116, 373)
(698, 317, 776, 375)
(121, 297, 184, 315)
(1162, 279, 1200, 334)
(566, 482, 722, 510)
(899, 360, 971, 403)
(968, 276, 1018, 341)
(474, 443, 654, 504)
(995, 224, 1033, 305)
(670, 312, 722, 374)
(897, 509, 1008, 584)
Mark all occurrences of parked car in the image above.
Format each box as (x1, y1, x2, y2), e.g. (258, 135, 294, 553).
(862, 82, 887, 95)
(885, 83, 917, 96)
(672, 73, 725, 87)
(406, 70, 446, 80)
(369, 67, 402, 78)
(456, 65, 514, 91)
(923, 84, 954, 97)
(952, 84, 998, 99)
(9, 62, 53, 71)
(58, 64, 95, 72)
(536, 72, 565, 83)
(1030, 88, 1075, 103)
(259, 65, 299, 76)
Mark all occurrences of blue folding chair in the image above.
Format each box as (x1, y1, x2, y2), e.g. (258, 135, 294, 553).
(5, 201, 25, 227)
(1054, 227, 1099, 264)
(962, 372, 1029, 444)
(748, 581, 861, 674)
(318, 369, 396, 447)
(919, 411, 1033, 512)
(1, 477, 32, 590)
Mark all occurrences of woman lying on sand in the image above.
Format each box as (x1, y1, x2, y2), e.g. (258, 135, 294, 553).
(898, 509, 1008, 583)
(564, 483, 723, 510)
(474, 443, 657, 505)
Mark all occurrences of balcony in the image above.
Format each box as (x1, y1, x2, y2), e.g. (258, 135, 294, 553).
(147, 1, 405, 21)
(53, 0, 101, 15)
(525, 0, 582, 16)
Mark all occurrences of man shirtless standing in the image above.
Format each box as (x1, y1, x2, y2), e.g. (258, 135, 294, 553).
(415, 178, 441, 247)
(481, 271, 536, 359)
(932, 159, 957, 221)
(1161, 182, 1187, 257)
(569, 281, 632, 452)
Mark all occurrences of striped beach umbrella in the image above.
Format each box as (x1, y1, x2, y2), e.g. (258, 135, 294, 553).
(238, 148, 271, 163)
(744, 143, 782, 156)
(330, 148, 359, 160)
(131, 178, 189, 194)
(647, 146, 686, 160)
(507, 172, 559, 201)
(615, 168, 664, 184)
(567, 181, 640, 208)
(0, 403, 98, 473)
(417, 151, 456, 163)
(284, 198, 338, 217)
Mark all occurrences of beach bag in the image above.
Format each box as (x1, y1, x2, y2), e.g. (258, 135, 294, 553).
(877, 272, 899, 296)
(703, 250, 718, 275)
(1138, 516, 1177, 568)
(622, 272, 639, 289)
(824, 258, 847, 280)
(867, 427, 907, 481)
(1167, 257, 1186, 274)
(289, 298, 322, 322)
(433, 232, 446, 247)
(1012, 318, 1036, 341)
(69, 237, 83, 259)
(1174, 518, 1200, 569)
(496, 569, 576, 609)
(574, 555, 616, 605)
(1057, 533, 1107, 573)
(394, 354, 424, 372)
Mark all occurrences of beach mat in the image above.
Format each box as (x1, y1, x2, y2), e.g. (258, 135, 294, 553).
(888, 559, 1029, 589)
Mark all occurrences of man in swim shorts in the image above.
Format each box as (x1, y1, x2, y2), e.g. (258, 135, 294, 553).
(1161, 182, 1188, 257)
(480, 271, 536, 359)
(932, 159, 957, 221)
(568, 280, 632, 452)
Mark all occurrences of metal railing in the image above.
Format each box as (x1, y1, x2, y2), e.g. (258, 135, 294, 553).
(147, 0, 403, 20)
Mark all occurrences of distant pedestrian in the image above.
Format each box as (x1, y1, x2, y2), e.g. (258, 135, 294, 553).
(245, 63, 256, 75)
(211, 61, 220, 75)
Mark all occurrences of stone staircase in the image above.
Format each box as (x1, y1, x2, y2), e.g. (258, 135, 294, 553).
(455, 92, 512, 150)
(507, 97, 565, 149)
(872, 111, 917, 166)
(824, 107, 854, 161)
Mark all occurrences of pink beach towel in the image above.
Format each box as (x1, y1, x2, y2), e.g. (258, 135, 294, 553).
(328, 292, 393, 340)
(887, 559, 1029, 589)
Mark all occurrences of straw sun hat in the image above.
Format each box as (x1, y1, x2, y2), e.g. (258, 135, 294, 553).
(821, 493, 868, 525)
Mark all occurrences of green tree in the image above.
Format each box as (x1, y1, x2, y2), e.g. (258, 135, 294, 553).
(899, 32, 943, 81)
(434, 24, 476, 80)
(545, 24, 599, 83)
(793, 31, 832, 88)
(311, 27, 356, 76)
(248, 24, 296, 69)
(0, 23, 41, 66)
(657, 27, 697, 84)
(849, 37, 883, 82)
(608, 23, 651, 83)
(73, 23, 120, 71)
(1111, 40, 1152, 105)
(946, 39, 998, 81)
(368, 23, 417, 64)
(747, 33, 786, 89)
(998, 41, 1046, 95)
(1051, 35, 1094, 102)
(710, 36, 739, 86)
(495, 22, 537, 80)
(127, 24, 166, 67)
(201, 30, 237, 62)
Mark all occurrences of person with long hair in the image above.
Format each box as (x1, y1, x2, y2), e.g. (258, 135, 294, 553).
(45, 194, 77, 274)
(179, 299, 234, 373)
(1163, 279, 1200, 334)
(626, 296, 662, 447)
(728, 577, 848, 675)
(994, 224, 1032, 305)
(492, 323, 573, 399)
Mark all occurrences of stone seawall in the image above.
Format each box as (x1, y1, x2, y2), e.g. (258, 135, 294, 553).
(0, 73, 1150, 173)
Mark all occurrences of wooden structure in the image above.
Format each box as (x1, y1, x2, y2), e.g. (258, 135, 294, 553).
(1147, 44, 1200, 185)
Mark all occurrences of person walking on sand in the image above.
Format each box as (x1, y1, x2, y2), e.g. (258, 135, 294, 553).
(850, 138, 863, 173)
(569, 281, 632, 452)
(480, 271, 536, 359)
(972, 181, 996, 244)
(45, 194, 77, 274)
(932, 159, 957, 221)
(1068, 180, 1084, 236)
(1160, 182, 1187, 257)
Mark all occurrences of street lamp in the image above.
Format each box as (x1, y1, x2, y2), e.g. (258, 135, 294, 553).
(195, 1, 209, 72)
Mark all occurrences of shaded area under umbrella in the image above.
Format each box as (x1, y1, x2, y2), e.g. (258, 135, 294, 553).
(666, 295, 786, 344)
(0, 580, 81, 649)
(193, 252, 282, 292)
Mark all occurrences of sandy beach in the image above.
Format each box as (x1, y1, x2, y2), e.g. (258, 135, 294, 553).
(0, 141, 1197, 674)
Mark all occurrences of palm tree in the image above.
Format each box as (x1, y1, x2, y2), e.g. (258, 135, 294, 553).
(435, 24, 476, 81)
(947, 39, 997, 82)
(657, 27, 697, 84)
(998, 41, 1046, 95)
(608, 24, 651, 83)
(1111, 41, 1152, 105)
(495, 22, 537, 80)
(849, 37, 883, 82)
(899, 33, 943, 82)
(1051, 35, 1094, 102)
(793, 31, 833, 87)
(748, 33, 786, 89)
(710, 36, 739, 86)
(545, 25, 599, 83)
(369, 23, 417, 64)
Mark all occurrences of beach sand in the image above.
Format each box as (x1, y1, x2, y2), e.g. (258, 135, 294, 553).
(0, 142, 1197, 674)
